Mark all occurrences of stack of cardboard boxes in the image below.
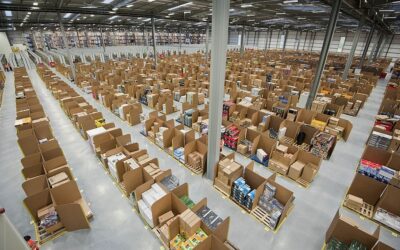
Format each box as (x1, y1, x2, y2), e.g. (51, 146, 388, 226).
(269, 144, 298, 176)
(214, 158, 242, 195)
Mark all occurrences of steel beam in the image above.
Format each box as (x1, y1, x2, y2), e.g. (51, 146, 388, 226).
(57, 12, 76, 82)
(342, 18, 364, 80)
(306, 0, 342, 109)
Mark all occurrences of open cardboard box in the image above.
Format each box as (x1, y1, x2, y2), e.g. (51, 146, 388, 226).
(361, 146, 391, 166)
(184, 140, 208, 174)
(18, 134, 40, 156)
(269, 144, 299, 176)
(296, 109, 316, 124)
(263, 115, 284, 138)
(344, 173, 387, 217)
(291, 149, 322, 185)
(237, 128, 261, 156)
(24, 188, 90, 234)
(373, 185, 400, 233)
(21, 152, 45, 179)
(250, 134, 277, 166)
(22, 175, 49, 196)
(43, 155, 68, 174)
(295, 124, 318, 148)
(39, 140, 64, 162)
(213, 153, 246, 195)
(325, 210, 380, 249)
(278, 120, 300, 144)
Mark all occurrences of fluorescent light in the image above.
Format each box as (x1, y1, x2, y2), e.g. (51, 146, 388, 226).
(20, 23, 23, 26)
(241, 4, 253, 8)
(5, 10, 12, 16)
(283, 0, 298, 3)
(143, 18, 151, 22)
(168, 13, 174, 15)
(383, 16, 396, 19)
(102, 0, 113, 3)
(168, 2, 192, 11)
(112, 7, 118, 11)
(90, 14, 94, 17)
(148, 0, 155, 2)
(297, 17, 306, 20)
(229, 8, 235, 11)
(33, 2, 38, 5)
(276, 12, 286, 15)
(126, 4, 133, 7)
(379, 9, 395, 12)
(184, 10, 191, 14)
(28, 12, 31, 14)
(109, 15, 118, 20)
(64, 13, 72, 18)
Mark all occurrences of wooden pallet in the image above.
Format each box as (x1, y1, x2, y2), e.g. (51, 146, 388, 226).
(186, 163, 203, 175)
(250, 206, 274, 230)
(36, 224, 66, 245)
(213, 184, 230, 197)
(280, 136, 294, 145)
(344, 199, 374, 218)
(296, 178, 311, 188)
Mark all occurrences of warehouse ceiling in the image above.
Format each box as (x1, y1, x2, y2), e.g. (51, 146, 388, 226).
(0, 0, 399, 33)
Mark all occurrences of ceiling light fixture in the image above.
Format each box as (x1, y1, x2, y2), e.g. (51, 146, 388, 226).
(126, 4, 133, 7)
(28, 12, 31, 14)
(241, 4, 253, 8)
(90, 14, 94, 17)
(63, 13, 72, 18)
(283, 0, 298, 3)
(102, 0, 113, 3)
(168, 2, 192, 11)
(33, 2, 38, 6)
(143, 18, 151, 22)
(109, 15, 118, 20)
(148, 0, 155, 2)
(379, 9, 395, 12)
(112, 7, 118, 11)
(5, 10, 12, 16)
(383, 16, 396, 19)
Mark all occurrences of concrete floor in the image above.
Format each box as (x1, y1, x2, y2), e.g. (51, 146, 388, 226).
(1, 62, 399, 249)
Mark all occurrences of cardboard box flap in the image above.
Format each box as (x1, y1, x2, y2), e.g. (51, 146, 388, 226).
(116, 134, 131, 146)
(122, 167, 144, 196)
(22, 175, 48, 196)
(50, 180, 82, 205)
(22, 164, 45, 179)
(21, 152, 42, 169)
(347, 173, 386, 207)
(23, 189, 52, 221)
(57, 203, 90, 231)
(43, 156, 67, 173)
(18, 134, 39, 156)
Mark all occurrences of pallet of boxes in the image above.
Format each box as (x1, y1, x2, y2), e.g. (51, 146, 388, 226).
(213, 154, 243, 196)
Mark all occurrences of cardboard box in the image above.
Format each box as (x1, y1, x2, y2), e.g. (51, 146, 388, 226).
(346, 194, 363, 211)
(48, 172, 69, 187)
(159, 211, 174, 226)
(237, 144, 248, 154)
(288, 161, 305, 180)
(37, 204, 56, 219)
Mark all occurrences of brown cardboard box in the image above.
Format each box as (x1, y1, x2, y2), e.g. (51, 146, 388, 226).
(218, 175, 229, 185)
(346, 194, 363, 211)
(288, 161, 305, 180)
(214, 178, 231, 195)
(237, 144, 248, 154)
(48, 172, 69, 187)
(301, 164, 317, 182)
(37, 204, 55, 219)
(159, 211, 174, 226)
(276, 144, 288, 153)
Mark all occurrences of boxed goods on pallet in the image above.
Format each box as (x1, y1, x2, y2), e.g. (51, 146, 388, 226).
(310, 131, 336, 159)
(137, 183, 168, 227)
(250, 134, 277, 166)
(251, 174, 294, 230)
(269, 143, 298, 176)
(223, 124, 240, 150)
(236, 128, 261, 156)
(184, 139, 207, 174)
(324, 210, 381, 250)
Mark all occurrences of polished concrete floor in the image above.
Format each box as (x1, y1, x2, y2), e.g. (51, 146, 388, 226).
(0, 61, 399, 249)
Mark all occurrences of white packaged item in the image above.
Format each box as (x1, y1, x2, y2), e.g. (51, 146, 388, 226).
(278, 127, 287, 140)
(138, 200, 154, 227)
(297, 91, 309, 108)
(257, 149, 267, 162)
(87, 127, 107, 151)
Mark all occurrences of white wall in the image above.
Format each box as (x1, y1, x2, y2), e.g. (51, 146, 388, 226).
(0, 32, 12, 56)
(229, 29, 400, 60)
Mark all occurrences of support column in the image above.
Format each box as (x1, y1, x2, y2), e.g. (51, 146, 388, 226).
(264, 29, 269, 50)
(206, 0, 229, 179)
(310, 32, 316, 51)
(368, 32, 381, 64)
(256, 31, 260, 48)
(385, 34, 395, 58)
(151, 17, 157, 67)
(342, 18, 364, 80)
(57, 13, 76, 82)
(359, 24, 375, 69)
(303, 30, 309, 51)
(205, 21, 210, 65)
(282, 30, 289, 52)
(179, 26, 182, 52)
(296, 31, 302, 51)
(306, 0, 342, 109)
(372, 33, 384, 61)
(276, 30, 281, 48)
(377, 35, 387, 58)
(268, 29, 273, 49)
(100, 27, 106, 53)
(240, 25, 245, 55)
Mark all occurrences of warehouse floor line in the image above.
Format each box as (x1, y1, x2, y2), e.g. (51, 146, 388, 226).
(0, 71, 35, 240)
(26, 69, 160, 250)
(46, 65, 398, 249)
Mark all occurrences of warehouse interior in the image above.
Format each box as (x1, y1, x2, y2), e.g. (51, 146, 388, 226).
(0, 0, 400, 250)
